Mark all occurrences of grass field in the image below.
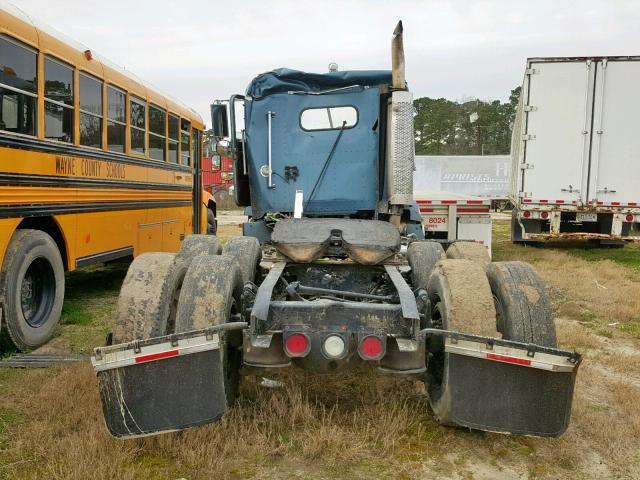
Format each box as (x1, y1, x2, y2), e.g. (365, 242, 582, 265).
(1, 220, 639, 479)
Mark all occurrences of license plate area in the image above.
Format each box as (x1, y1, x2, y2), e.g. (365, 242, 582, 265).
(576, 213, 597, 222)
(423, 214, 448, 231)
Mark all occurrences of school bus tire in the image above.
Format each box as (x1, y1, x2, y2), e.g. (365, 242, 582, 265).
(0, 229, 65, 351)
(207, 208, 217, 235)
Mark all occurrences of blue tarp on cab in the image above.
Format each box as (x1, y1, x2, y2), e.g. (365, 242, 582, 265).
(246, 68, 392, 99)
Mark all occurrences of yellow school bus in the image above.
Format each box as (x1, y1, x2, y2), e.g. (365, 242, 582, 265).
(0, 5, 216, 350)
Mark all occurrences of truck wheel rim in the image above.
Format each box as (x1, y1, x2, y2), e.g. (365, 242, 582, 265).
(21, 256, 56, 328)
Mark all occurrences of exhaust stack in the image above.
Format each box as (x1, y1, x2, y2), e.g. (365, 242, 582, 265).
(387, 20, 414, 210)
(391, 21, 406, 89)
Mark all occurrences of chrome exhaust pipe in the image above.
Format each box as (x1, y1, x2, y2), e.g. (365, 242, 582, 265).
(391, 20, 406, 89)
(387, 20, 414, 214)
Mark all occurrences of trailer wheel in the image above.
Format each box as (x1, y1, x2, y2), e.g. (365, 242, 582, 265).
(222, 236, 262, 284)
(175, 255, 244, 406)
(407, 241, 445, 290)
(177, 234, 221, 264)
(0, 229, 65, 351)
(445, 241, 490, 266)
(112, 253, 188, 343)
(485, 261, 557, 347)
(425, 259, 498, 425)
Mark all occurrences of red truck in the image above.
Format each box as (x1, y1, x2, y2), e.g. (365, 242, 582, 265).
(203, 130, 235, 207)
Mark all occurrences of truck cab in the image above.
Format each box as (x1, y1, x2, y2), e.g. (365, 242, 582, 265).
(211, 68, 424, 241)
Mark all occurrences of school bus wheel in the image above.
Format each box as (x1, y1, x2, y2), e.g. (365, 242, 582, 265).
(0, 229, 65, 351)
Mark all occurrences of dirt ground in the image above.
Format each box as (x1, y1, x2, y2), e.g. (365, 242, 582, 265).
(1, 219, 639, 480)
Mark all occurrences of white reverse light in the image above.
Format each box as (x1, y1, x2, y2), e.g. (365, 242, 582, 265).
(323, 335, 345, 358)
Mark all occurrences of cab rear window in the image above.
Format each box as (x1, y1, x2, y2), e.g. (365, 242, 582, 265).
(300, 105, 357, 131)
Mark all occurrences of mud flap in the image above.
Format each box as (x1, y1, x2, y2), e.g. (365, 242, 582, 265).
(425, 330, 581, 437)
(92, 325, 244, 438)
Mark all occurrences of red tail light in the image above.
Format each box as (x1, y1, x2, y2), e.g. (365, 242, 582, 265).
(360, 336, 384, 360)
(540, 211, 549, 220)
(522, 211, 531, 218)
(625, 214, 634, 222)
(285, 333, 310, 357)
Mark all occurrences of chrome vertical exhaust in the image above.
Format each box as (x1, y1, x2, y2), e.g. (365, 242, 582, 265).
(391, 21, 406, 89)
(387, 20, 414, 208)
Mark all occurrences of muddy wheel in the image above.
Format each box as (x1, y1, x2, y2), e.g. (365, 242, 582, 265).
(425, 259, 497, 425)
(407, 241, 445, 290)
(222, 236, 262, 284)
(112, 253, 188, 343)
(177, 234, 221, 264)
(0, 229, 65, 351)
(485, 261, 556, 347)
(445, 241, 490, 266)
(175, 255, 244, 406)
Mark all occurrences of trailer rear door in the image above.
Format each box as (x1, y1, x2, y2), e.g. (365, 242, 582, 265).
(588, 59, 640, 205)
(521, 61, 593, 204)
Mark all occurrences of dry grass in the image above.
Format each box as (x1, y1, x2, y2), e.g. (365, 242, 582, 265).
(1, 220, 639, 479)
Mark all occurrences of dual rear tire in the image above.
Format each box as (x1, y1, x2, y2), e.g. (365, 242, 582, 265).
(113, 234, 257, 407)
(421, 257, 557, 425)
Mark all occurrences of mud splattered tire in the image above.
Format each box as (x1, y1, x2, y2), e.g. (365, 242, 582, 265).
(222, 236, 262, 284)
(485, 261, 557, 347)
(407, 241, 446, 290)
(177, 234, 221, 264)
(175, 255, 244, 406)
(425, 259, 498, 425)
(112, 253, 188, 343)
(0, 229, 64, 351)
(445, 241, 490, 266)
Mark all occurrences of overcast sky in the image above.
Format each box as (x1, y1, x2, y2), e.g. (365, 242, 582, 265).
(15, 0, 640, 126)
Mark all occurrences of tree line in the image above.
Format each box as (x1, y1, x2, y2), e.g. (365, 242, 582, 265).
(414, 86, 521, 156)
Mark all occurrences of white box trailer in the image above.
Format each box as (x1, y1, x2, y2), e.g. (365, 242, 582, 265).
(415, 155, 511, 209)
(414, 191, 493, 256)
(511, 56, 640, 243)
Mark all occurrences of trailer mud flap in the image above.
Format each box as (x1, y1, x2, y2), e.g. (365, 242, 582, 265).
(92, 325, 245, 438)
(423, 330, 581, 437)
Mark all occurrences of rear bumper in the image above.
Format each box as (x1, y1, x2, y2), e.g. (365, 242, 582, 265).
(245, 299, 425, 373)
(515, 208, 639, 241)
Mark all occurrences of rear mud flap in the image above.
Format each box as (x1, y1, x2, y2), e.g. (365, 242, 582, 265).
(423, 329, 581, 437)
(93, 324, 245, 438)
(443, 353, 577, 437)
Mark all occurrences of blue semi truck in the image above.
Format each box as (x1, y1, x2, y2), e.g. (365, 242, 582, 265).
(92, 23, 580, 439)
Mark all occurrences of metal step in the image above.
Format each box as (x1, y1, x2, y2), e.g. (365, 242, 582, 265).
(0, 353, 89, 368)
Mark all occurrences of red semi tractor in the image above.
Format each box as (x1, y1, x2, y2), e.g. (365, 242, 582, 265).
(203, 131, 235, 202)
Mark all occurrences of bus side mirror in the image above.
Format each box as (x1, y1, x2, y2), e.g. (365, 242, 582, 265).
(210, 102, 229, 139)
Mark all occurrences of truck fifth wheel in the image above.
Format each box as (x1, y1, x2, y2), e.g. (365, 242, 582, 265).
(92, 22, 581, 439)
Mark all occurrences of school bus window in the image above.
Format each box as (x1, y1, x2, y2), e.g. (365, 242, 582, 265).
(0, 36, 37, 136)
(180, 118, 190, 166)
(107, 86, 125, 152)
(44, 56, 74, 143)
(149, 105, 166, 161)
(79, 73, 103, 148)
(130, 96, 146, 154)
(168, 113, 179, 163)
